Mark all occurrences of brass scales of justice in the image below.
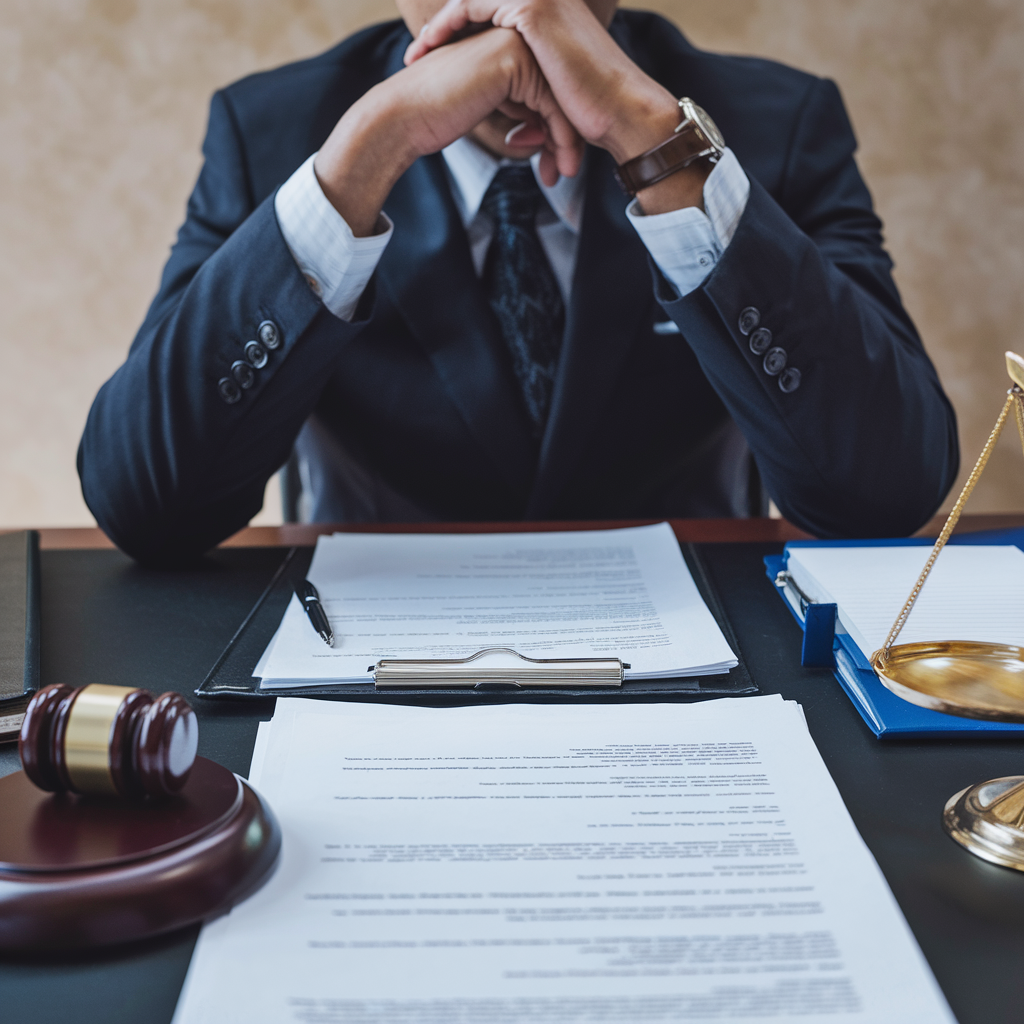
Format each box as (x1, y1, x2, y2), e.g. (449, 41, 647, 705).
(870, 351, 1024, 871)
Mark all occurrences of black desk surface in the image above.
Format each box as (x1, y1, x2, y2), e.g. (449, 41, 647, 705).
(3, 542, 1024, 1024)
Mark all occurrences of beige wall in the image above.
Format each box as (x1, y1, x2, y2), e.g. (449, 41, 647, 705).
(1, 0, 1022, 529)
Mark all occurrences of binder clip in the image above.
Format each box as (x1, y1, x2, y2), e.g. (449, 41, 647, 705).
(373, 647, 627, 689)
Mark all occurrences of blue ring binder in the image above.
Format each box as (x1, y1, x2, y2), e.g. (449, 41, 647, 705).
(766, 526, 1024, 738)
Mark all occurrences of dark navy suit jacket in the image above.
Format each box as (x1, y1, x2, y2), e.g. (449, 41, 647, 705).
(78, 12, 958, 562)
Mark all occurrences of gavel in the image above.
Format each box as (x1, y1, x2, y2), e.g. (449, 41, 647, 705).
(19, 684, 199, 799)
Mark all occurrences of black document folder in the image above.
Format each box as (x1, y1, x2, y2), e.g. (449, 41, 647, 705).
(194, 543, 757, 703)
(0, 530, 41, 741)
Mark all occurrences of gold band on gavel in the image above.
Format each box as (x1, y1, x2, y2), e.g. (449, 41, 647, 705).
(64, 684, 130, 795)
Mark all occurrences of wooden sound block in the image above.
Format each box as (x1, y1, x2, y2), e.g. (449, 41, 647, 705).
(0, 756, 280, 951)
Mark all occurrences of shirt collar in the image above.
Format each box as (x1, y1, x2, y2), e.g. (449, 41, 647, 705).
(441, 135, 585, 234)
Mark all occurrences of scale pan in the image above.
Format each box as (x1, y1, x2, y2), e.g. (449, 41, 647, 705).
(872, 641, 1024, 722)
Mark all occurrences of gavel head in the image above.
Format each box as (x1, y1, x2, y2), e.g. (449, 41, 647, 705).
(18, 684, 199, 800)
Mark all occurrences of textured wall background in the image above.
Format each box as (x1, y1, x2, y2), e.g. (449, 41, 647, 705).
(1, 0, 1022, 528)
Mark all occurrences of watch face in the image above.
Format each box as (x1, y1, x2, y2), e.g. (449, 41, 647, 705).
(682, 99, 726, 151)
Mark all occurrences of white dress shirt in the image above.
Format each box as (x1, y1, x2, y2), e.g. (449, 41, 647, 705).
(274, 138, 750, 322)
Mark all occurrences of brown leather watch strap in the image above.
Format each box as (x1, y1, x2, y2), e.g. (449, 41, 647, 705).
(615, 124, 716, 197)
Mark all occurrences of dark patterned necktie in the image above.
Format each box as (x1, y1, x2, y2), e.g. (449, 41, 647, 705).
(480, 165, 566, 438)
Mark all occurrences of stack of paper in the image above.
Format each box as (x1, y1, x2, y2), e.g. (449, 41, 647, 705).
(786, 544, 1024, 658)
(256, 523, 738, 687)
(173, 697, 953, 1023)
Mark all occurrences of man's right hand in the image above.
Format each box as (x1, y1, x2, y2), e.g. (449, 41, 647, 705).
(313, 28, 583, 237)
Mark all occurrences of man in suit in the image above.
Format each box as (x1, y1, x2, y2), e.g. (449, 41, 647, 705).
(78, 0, 958, 563)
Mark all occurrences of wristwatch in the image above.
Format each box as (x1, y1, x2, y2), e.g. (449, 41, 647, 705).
(615, 97, 726, 197)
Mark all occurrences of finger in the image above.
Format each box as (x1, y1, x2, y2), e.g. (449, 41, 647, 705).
(494, 104, 547, 149)
(537, 148, 560, 188)
(505, 61, 584, 178)
(548, 119, 584, 180)
(504, 120, 526, 146)
(498, 94, 583, 180)
(405, 0, 472, 64)
(504, 120, 545, 149)
(405, 0, 500, 64)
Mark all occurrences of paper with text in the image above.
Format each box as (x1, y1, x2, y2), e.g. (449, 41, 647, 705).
(787, 544, 1024, 657)
(258, 524, 736, 686)
(173, 697, 952, 1024)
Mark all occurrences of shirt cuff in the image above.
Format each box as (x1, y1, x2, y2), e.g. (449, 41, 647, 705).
(626, 147, 750, 299)
(274, 153, 393, 322)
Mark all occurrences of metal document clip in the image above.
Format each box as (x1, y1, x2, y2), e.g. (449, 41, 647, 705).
(372, 647, 626, 689)
(774, 570, 814, 615)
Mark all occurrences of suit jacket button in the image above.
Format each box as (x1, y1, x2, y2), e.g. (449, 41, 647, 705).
(217, 377, 241, 404)
(749, 327, 772, 354)
(258, 320, 280, 350)
(245, 340, 269, 368)
(738, 307, 761, 335)
(231, 360, 255, 389)
(763, 347, 787, 376)
(778, 367, 802, 393)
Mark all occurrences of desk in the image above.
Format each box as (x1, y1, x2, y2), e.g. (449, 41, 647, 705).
(3, 516, 1024, 1024)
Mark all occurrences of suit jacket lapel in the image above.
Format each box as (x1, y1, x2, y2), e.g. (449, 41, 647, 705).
(378, 154, 537, 506)
(527, 148, 654, 517)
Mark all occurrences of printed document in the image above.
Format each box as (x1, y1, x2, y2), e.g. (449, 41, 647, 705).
(173, 697, 953, 1023)
(257, 523, 737, 686)
(787, 544, 1024, 656)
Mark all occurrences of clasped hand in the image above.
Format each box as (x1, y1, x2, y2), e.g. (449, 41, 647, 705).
(314, 0, 696, 237)
(404, 0, 675, 171)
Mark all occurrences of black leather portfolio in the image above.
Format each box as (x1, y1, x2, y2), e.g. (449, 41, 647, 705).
(194, 544, 758, 703)
(0, 530, 41, 741)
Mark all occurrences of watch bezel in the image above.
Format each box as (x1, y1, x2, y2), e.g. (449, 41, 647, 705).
(676, 97, 726, 155)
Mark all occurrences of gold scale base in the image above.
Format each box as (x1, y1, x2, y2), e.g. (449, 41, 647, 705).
(943, 777, 1024, 871)
(868, 353, 1024, 871)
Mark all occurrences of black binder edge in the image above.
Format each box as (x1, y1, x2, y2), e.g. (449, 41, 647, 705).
(681, 541, 748, 682)
(195, 540, 758, 703)
(0, 529, 40, 743)
(194, 546, 300, 702)
(24, 529, 40, 696)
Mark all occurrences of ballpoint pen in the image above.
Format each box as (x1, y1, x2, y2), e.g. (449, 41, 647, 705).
(295, 579, 334, 647)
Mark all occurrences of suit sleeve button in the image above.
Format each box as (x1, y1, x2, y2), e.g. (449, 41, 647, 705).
(257, 320, 280, 350)
(763, 347, 787, 376)
(231, 360, 256, 389)
(778, 366, 802, 392)
(749, 327, 772, 354)
(245, 340, 269, 368)
(217, 377, 242, 404)
(738, 307, 761, 335)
